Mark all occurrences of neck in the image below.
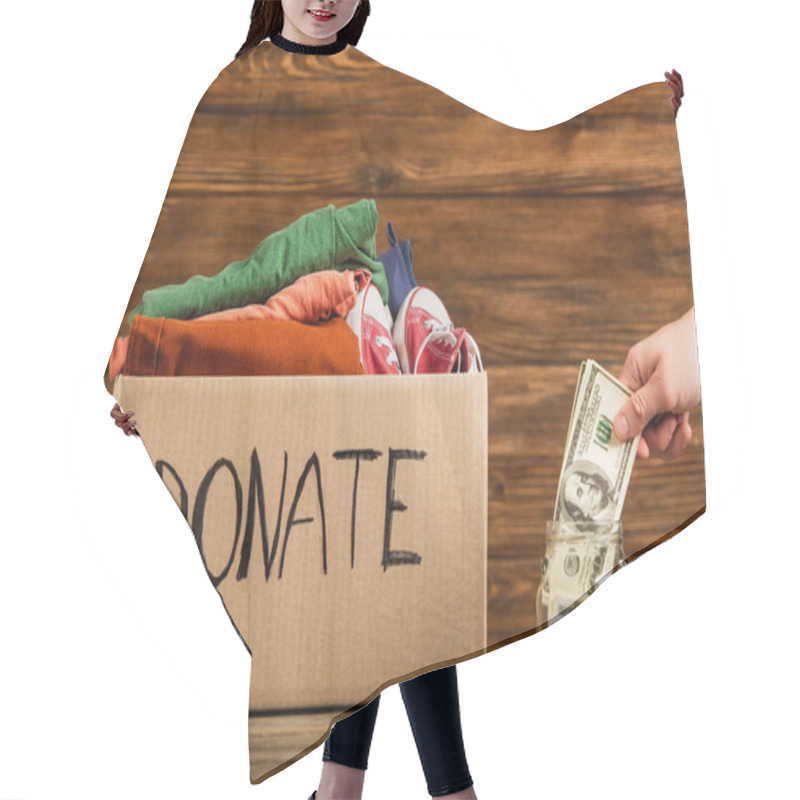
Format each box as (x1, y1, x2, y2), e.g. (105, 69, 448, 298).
(270, 31, 348, 55)
(281, 20, 337, 47)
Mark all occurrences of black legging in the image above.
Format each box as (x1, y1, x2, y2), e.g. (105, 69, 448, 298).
(323, 665, 473, 797)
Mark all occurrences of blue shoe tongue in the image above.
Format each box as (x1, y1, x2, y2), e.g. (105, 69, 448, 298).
(378, 235, 415, 319)
(401, 239, 417, 287)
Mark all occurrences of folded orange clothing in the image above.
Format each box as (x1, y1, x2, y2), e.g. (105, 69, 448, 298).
(197, 268, 371, 323)
(109, 269, 371, 380)
(123, 316, 364, 377)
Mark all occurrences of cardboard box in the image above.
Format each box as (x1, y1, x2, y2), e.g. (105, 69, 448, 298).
(114, 372, 487, 712)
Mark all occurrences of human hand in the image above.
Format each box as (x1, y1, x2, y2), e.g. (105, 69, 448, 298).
(665, 69, 684, 116)
(111, 402, 139, 436)
(613, 307, 701, 460)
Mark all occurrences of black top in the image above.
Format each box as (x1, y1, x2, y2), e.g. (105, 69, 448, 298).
(269, 31, 348, 55)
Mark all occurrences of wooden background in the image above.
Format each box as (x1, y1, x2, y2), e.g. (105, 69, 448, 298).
(110, 42, 705, 780)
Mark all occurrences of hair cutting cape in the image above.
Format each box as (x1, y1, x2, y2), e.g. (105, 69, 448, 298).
(105, 39, 705, 783)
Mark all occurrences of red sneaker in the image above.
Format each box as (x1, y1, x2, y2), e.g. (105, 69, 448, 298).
(392, 287, 467, 375)
(345, 284, 402, 375)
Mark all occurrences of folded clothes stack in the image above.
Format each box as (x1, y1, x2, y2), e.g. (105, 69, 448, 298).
(109, 200, 483, 381)
(109, 268, 372, 379)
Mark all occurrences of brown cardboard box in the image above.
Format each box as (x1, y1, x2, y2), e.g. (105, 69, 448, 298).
(114, 373, 487, 714)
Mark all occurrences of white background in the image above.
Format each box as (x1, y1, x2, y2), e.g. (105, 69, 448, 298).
(1, 1, 797, 798)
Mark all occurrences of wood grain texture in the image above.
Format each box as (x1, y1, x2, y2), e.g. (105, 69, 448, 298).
(248, 709, 346, 783)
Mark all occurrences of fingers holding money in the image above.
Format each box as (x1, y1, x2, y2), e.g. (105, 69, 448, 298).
(615, 377, 690, 458)
(639, 411, 691, 459)
(614, 364, 669, 442)
(665, 417, 692, 459)
(613, 308, 701, 459)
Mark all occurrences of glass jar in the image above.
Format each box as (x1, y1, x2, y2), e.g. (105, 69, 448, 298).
(536, 520, 625, 628)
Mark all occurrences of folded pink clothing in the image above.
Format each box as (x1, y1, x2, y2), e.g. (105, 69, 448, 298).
(108, 269, 371, 381)
(196, 268, 371, 323)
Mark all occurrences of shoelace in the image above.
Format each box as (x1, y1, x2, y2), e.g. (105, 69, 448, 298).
(415, 319, 462, 373)
(374, 334, 400, 369)
(461, 330, 484, 373)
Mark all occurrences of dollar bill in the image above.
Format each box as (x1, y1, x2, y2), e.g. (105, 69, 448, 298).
(538, 528, 624, 619)
(553, 360, 640, 528)
(554, 359, 588, 489)
(537, 360, 640, 624)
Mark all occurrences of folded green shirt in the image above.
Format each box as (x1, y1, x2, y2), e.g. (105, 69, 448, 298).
(127, 198, 387, 324)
